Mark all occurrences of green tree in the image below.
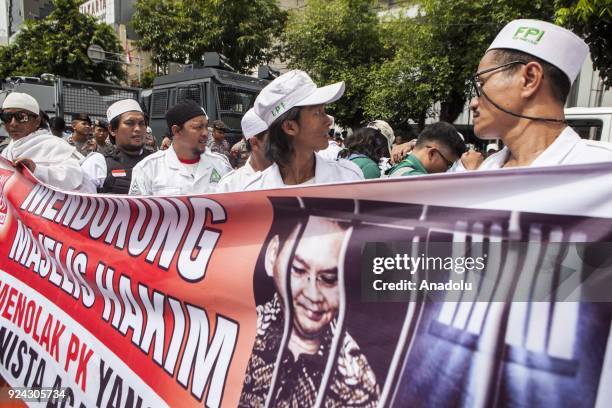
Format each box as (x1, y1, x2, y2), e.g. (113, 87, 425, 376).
(556, 0, 612, 88)
(364, 18, 453, 129)
(131, 0, 287, 74)
(0, 0, 126, 83)
(415, 0, 556, 123)
(282, 0, 391, 128)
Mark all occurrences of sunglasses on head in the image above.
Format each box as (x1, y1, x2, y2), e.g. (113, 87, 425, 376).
(0, 111, 38, 124)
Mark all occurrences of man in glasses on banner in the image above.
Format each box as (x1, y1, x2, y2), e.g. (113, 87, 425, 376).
(471, 19, 612, 169)
(1, 92, 94, 192)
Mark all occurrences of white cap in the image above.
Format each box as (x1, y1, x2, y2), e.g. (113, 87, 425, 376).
(107, 99, 143, 122)
(486, 143, 499, 152)
(487, 19, 588, 83)
(367, 120, 395, 152)
(241, 108, 267, 139)
(254, 70, 345, 126)
(2, 92, 40, 115)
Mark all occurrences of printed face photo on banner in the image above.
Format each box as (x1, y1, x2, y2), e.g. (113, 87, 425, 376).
(240, 197, 414, 407)
(238, 197, 612, 408)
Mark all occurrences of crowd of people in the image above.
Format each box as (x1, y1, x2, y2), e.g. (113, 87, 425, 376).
(2, 19, 612, 196)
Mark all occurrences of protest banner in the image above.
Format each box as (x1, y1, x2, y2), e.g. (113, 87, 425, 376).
(1, 157, 612, 407)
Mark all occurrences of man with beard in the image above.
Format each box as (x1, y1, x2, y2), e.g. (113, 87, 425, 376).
(1, 92, 93, 192)
(80, 99, 150, 193)
(129, 99, 232, 195)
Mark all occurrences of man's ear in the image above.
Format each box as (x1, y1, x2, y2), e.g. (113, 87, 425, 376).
(521, 61, 544, 99)
(265, 235, 280, 278)
(281, 119, 299, 137)
(171, 124, 181, 138)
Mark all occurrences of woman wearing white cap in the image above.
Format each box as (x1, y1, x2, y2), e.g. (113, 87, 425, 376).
(80, 99, 150, 194)
(217, 108, 271, 192)
(242, 70, 363, 190)
(470, 19, 612, 169)
(1, 92, 94, 192)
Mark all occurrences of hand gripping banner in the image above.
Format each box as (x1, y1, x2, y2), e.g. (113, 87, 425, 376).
(1, 157, 612, 408)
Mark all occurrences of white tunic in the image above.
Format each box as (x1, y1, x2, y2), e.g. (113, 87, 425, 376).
(216, 158, 260, 193)
(128, 146, 232, 195)
(242, 153, 364, 191)
(479, 127, 612, 169)
(1, 129, 94, 192)
(317, 140, 343, 161)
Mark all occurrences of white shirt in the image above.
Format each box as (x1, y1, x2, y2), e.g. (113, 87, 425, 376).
(317, 140, 343, 161)
(216, 158, 260, 193)
(2, 129, 94, 192)
(128, 146, 232, 195)
(80, 152, 107, 189)
(479, 127, 612, 170)
(242, 153, 364, 191)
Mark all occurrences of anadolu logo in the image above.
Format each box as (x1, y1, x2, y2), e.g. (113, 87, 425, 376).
(0, 175, 9, 225)
(513, 26, 545, 45)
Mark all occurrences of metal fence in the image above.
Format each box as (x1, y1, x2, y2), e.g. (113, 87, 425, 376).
(57, 78, 140, 122)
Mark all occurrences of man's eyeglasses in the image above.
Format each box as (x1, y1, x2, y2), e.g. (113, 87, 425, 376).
(470, 60, 526, 97)
(0, 111, 37, 124)
(426, 145, 454, 169)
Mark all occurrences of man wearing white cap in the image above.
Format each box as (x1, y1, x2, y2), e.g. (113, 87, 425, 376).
(1, 92, 93, 192)
(129, 99, 232, 195)
(470, 19, 612, 169)
(243, 70, 363, 191)
(80, 99, 150, 193)
(217, 108, 271, 193)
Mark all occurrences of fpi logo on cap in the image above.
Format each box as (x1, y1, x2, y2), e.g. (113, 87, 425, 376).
(513, 26, 545, 45)
(271, 102, 286, 118)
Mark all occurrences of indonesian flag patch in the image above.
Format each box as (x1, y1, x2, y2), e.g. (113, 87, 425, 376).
(112, 169, 127, 177)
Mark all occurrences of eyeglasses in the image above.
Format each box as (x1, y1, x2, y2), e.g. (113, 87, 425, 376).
(470, 60, 526, 97)
(426, 145, 454, 169)
(0, 111, 38, 124)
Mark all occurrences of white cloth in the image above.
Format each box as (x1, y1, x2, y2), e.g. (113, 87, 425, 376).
(216, 158, 260, 193)
(479, 127, 612, 170)
(80, 152, 107, 189)
(1, 129, 93, 192)
(242, 153, 363, 191)
(128, 146, 232, 195)
(317, 140, 343, 161)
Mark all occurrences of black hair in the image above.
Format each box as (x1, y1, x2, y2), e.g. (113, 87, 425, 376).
(38, 111, 49, 130)
(266, 106, 302, 167)
(245, 130, 267, 153)
(338, 127, 389, 162)
(415, 121, 466, 157)
(110, 116, 121, 131)
(49, 116, 65, 132)
(490, 49, 571, 104)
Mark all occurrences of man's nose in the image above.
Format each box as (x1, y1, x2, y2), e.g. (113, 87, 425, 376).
(303, 276, 324, 301)
(469, 96, 479, 111)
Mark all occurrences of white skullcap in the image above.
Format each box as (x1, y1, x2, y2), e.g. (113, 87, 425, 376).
(2, 92, 40, 115)
(254, 70, 345, 126)
(107, 99, 143, 122)
(486, 143, 499, 152)
(487, 19, 588, 83)
(241, 108, 267, 139)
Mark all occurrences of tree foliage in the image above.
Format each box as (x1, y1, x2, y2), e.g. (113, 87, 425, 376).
(0, 0, 126, 83)
(131, 0, 287, 74)
(556, 0, 612, 89)
(282, 0, 391, 128)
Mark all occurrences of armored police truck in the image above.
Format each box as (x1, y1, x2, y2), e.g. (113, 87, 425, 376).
(144, 54, 271, 146)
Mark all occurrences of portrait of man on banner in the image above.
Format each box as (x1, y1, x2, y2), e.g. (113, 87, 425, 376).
(240, 198, 380, 407)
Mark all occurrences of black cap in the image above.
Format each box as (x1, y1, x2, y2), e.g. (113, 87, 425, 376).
(212, 119, 227, 131)
(71, 113, 91, 124)
(93, 119, 108, 128)
(165, 100, 207, 132)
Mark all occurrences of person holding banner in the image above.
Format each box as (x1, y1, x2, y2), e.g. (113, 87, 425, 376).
(1, 92, 94, 192)
(129, 99, 232, 195)
(243, 70, 363, 190)
(217, 108, 271, 192)
(240, 212, 379, 407)
(80, 99, 151, 193)
(470, 19, 612, 169)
